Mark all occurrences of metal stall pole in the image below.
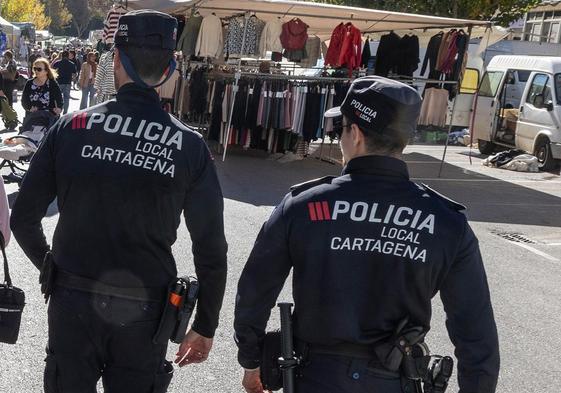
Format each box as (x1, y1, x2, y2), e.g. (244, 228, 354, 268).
(438, 25, 473, 178)
(222, 12, 250, 162)
(468, 25, 492, 166)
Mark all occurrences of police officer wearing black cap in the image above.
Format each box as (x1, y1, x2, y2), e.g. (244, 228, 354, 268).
(11, 10, 227, 393)
(234, 76, 499, 393)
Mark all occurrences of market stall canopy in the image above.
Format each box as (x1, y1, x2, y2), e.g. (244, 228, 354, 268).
(0, 16, 20, 35)
(128, 0, 491, 40)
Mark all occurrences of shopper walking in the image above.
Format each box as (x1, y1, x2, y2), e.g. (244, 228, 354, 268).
(69, 49, 81, 90)
(53, 50, 77, 114)
(21, 58, 63, 116)
(79, 52, 97, 109)
(1, 50, 18, 106)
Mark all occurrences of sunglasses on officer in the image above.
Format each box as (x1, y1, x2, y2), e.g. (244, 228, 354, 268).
(332, 118, 352, 139)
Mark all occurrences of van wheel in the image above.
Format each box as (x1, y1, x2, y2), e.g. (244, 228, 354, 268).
(478, 139, 496, 155)
(534, 138, 557, 171)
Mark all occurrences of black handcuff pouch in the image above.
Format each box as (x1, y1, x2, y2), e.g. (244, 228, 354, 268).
(260, 330, 283, 391)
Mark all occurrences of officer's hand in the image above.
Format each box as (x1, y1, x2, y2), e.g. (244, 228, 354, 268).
(174, 329, 213, 367)
(242, 368, 269, 393)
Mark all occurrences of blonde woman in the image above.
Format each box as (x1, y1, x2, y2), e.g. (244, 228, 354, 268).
(21, 58, 63, 115)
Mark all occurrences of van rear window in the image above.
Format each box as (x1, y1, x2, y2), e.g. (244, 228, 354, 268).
(517, 70, 531, 82)
(479, 71, 504, 97)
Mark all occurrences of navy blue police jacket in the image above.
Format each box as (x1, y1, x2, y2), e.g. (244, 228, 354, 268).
(10, 83, 228, 338)
(234, 155, 500, 392)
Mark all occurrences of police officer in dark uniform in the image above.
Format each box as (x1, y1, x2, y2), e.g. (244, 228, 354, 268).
(234, 77, 499, 393)
(11, 10, 228, 393)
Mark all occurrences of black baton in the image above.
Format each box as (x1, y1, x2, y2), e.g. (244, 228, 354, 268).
(278, 303, 298, 393)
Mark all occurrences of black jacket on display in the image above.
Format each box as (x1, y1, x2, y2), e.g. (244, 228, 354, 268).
(11, 83, 228, 338)
(234, 155, 499, 393)
(420, 32, 444, 79)
(396, 35, 420, 77)
(374, 32, 401, 77)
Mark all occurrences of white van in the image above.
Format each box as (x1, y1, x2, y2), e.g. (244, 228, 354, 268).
(472, 55, 561, 170)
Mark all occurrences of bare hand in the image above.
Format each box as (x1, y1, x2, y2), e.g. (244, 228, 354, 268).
(242, 369, 269, 393)
(52, 107, 62, 115)
(30, 106, 38, 112)
(174, 329, 213, 367)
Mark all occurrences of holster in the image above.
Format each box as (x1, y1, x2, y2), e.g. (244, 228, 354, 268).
(374, 317, 453, 393)
(153, 276, 199, 345)
(260, 331, 283, 391)
(39, 252, 56, 304)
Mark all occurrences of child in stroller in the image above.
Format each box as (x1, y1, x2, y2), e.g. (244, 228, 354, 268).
(0, 110, 57, 184)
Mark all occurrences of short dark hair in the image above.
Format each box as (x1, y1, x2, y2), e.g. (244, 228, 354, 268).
(62, 50, 69, 58)
(120, 46, 173, 84)
(362, 128, 409, 155)
(4, 50, 12, 59)
(346, 117, 409, 155)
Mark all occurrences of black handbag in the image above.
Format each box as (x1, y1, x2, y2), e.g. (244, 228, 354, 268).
(0, 233, 25, 344)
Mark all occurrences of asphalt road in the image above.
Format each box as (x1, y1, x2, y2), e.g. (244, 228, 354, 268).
(0, 90, 560, 392)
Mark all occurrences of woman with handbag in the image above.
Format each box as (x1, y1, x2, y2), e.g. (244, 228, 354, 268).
(0, 175, 23, 346)
(79, 52, 97, 109)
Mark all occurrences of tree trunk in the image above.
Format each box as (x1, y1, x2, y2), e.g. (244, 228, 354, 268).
(73, 19, 84, 39)
(452, 0, 459, 18)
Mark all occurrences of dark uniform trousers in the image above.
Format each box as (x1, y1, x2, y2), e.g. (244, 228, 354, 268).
(45, 287, 172, 393)
(296, 354, 411, 393)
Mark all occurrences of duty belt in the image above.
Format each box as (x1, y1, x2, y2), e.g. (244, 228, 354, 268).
(304, 342, 376, 359)
(55, 269, 167, 302)
(297, 340, 400, 378)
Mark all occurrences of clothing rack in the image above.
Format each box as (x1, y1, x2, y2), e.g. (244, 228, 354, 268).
(210, 72, 354, 83)
(176, 6, 476, 170)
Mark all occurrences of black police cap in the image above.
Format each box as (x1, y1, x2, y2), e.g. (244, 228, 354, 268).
(114, 9, 178, 50)
(325, 76, 422, 137)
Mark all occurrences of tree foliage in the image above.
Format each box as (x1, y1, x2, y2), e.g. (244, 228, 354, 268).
(1, 0, 51, 29)
(315, 0, 540, 26)
(65, 0, 112, 38)
(44, 0, 72, 31)
(65, 0, 91, 38)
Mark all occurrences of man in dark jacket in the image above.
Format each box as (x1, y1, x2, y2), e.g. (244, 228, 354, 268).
(68, 49, 81, 90)
(11, 10, 228, 393)
(53, 50, 77, 114)
(234, 77, 500, 393)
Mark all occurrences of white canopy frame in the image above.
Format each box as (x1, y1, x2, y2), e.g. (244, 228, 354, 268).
(129, 0, 493, 165)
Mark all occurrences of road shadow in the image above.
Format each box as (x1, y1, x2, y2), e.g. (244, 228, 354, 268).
(215, 148, 340, 207)
(217, 150, 561, 228)
(7, 191, 59, 218)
